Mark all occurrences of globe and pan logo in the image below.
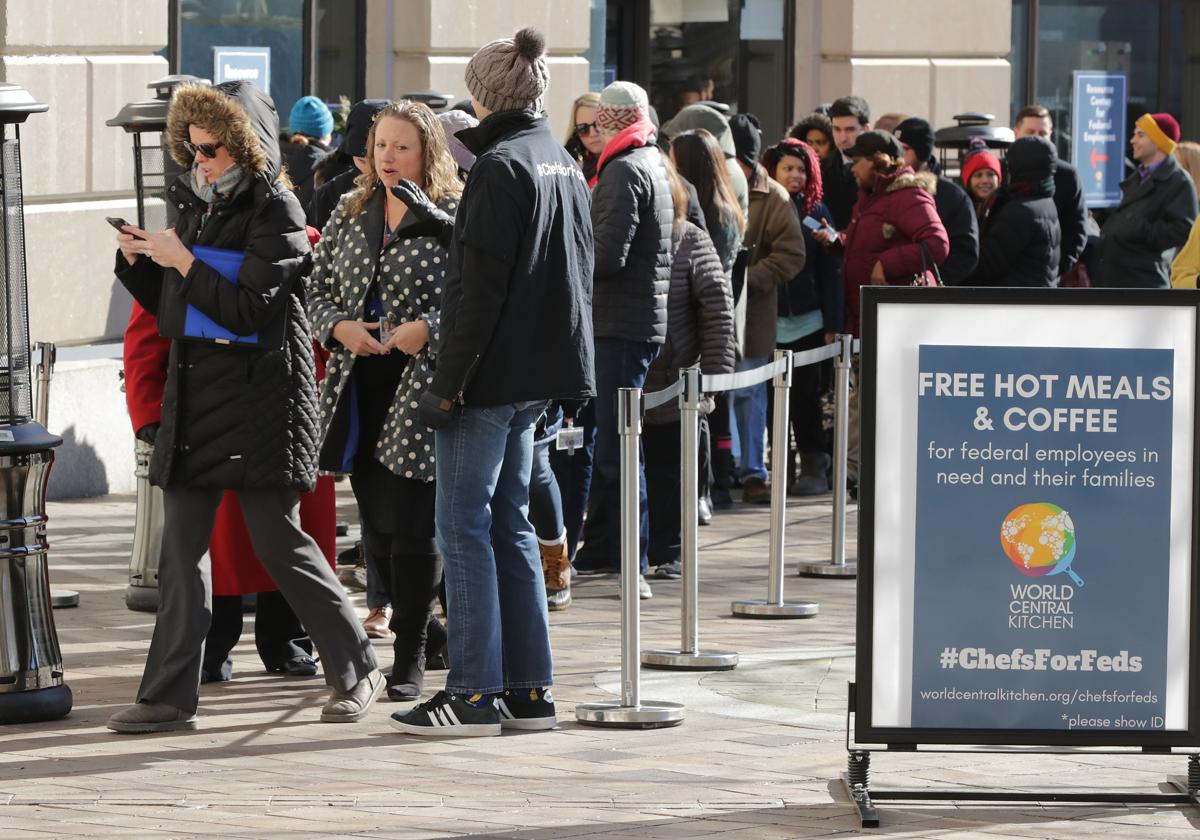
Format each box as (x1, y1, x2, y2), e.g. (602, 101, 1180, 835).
(1000, 502, 1084, 587)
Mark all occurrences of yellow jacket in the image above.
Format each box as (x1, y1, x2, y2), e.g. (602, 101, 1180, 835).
(1171, 218, 1200, 288)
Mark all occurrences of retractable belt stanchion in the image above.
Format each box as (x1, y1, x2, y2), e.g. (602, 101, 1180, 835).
(731, 349, 819, 618)
(577, 387, 685, 729)
(643, 366, 738, 671)
(798, 333, 857, 578)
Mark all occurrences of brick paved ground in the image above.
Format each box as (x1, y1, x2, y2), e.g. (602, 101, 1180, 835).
(1, 489, 1195, 838)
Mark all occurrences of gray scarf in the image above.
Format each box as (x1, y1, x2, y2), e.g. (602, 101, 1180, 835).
(192, 163, 250, 205)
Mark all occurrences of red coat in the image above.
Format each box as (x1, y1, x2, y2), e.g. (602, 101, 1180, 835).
(836, 167, 949, 335)
(122, 227, 336, 596)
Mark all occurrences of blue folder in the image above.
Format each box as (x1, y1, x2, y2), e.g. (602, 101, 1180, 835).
(184, 245, 259, 345)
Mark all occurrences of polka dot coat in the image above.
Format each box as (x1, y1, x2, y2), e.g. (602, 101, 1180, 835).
(305, 189, 457, 482)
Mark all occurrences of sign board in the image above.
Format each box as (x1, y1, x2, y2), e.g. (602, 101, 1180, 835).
(856, 286, 1200, 748)
(213, 46, 271, 94)
(1071, 71, 1127, 209)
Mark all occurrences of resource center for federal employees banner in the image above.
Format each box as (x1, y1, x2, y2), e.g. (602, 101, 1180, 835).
(856, 288, 1200, 746)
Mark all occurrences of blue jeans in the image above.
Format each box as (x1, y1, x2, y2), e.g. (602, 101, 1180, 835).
(588, 338, 660, 574)
(435, 401, 552, 695)
(528, 438, 565, 543)
(731, 355, 769, 481)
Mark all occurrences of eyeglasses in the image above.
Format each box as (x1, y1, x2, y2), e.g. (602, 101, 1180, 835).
(184, 140, 226, 159)
(575, 122, 599, 136)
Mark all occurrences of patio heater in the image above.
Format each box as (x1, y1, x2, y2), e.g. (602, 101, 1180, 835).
(935, 112, 1015, 176)
(107, 75, 204, 612)
(0, 83, 72, 724)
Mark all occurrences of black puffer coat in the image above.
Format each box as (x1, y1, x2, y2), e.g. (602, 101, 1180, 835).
(644, 221, 735, 425)
(117, 80, 318, 491)
(966, 136, 1061, 288)
(591, 142, 673, 344)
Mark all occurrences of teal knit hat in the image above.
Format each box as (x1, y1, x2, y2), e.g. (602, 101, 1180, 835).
(288, 95, 333, 138)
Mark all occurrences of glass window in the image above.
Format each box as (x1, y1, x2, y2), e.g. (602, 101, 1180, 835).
(646, 0, 790, 142)
(178, 0, 306, 122)
(315, 0, 361, 103)
(1163, 0, 1200, 140)
(1035, 0, 1160, 160)
(1009, 0, 1030, 124)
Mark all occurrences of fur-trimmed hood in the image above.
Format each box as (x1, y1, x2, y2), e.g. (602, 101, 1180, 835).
(884, 168, 938, 196)
(166, 81, 281, 180)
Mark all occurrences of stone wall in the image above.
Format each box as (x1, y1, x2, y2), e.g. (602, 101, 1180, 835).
(793, 0, 1012, 130)
(0, 0, 168, 347)
(364, 0, 591, 137)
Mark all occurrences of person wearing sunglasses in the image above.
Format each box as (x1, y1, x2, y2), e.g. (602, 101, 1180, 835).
(564, 91, 603, 182)
(108, 80, 384, 734)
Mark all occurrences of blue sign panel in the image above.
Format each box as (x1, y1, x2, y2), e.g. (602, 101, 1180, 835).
(1071, 71, 1127, 209)
(911, 344, 1173, 731)
(213, 46, 271, 94)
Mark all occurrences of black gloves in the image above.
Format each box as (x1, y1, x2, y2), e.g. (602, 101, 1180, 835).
(136, 422, 159, 445)
(391, 181, 455, 249)
(417, 390, 458, 430)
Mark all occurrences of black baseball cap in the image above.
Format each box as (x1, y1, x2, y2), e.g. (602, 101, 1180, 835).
(844, 129, 904, 160)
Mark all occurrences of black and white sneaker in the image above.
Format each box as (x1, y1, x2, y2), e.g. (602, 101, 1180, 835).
(497, 688, 557, 730)
(388, 690, 500, 737)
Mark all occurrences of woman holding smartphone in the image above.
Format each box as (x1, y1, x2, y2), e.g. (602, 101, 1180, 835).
(108, 80, 383, 733)
(306, 100, 461, 702)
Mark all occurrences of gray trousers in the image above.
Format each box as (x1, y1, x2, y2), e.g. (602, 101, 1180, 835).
(137, 485, 378, 713)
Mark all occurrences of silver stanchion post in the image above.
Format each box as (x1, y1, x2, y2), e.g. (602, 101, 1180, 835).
(732, 350, 819, 618)
(643, 366, 737, 671)
(577, 386, 684, 728)
(798, 333, 857, 577)
(34, 342, 77, 610)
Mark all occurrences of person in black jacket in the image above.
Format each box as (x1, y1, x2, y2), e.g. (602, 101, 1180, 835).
(762, 138, 842, 495)
(309, 98, 388, 231)
(108, 81, 382, 734)
(390, 28, 595, 738)
(895, 117, 979, 285)
(1095, 112, 1199, 288)
(1013, 105, 1089, 278)
(280, 95, 334, 215)
(965, 136, 1062, 287)
(821, 97, 872, 230)
(570, 79, 672, 594)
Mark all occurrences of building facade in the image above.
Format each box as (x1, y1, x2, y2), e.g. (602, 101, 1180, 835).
(0, 0, 1195, 496)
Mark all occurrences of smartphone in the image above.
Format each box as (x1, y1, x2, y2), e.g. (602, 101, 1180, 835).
(106, 216, 144, 239)
(802, 216, 824, 232)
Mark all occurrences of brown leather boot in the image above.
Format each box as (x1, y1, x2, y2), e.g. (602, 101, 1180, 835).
(540, 536, 571, 610)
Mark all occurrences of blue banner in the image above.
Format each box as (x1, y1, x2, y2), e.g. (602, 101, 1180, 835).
(911, 344, 1172, 731)
(1071, 71, 1127, 209)
(213, 46, 271, 94)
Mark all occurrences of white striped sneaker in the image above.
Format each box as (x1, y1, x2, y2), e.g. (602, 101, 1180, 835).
(388, 690, 501, 737)
(497, 687, 557, 730)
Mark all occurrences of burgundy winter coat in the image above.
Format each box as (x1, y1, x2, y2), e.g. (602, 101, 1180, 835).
(836, 167, 949, 335)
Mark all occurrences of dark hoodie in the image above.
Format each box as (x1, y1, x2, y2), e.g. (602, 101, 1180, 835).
(116, 80, 318, 491)
(966, 136, 1061, 288)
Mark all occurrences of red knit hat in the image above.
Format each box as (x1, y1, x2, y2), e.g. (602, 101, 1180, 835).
(1136, 112, 1181, 155)
(961, 143, 1002, 186)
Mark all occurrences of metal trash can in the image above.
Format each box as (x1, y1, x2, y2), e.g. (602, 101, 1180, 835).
(0, 83, 71, 725)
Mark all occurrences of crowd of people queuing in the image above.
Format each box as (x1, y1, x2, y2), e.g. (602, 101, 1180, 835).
(106, 24, 1200, 737)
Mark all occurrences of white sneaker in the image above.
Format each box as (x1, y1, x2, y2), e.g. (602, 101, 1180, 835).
(638, 575, 653, 600)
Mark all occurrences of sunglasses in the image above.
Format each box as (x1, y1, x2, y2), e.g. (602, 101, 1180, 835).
(184, 140, 226, 159)
(575, 122, 599, 136)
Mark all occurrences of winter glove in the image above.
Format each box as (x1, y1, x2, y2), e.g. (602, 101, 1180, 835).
(417, 390, 458, 430)
(391, 181, 455, 249)
(136, 422, 159, 445)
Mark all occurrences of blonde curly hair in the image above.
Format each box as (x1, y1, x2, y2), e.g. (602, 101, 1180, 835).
(344, 100, 462, 217)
